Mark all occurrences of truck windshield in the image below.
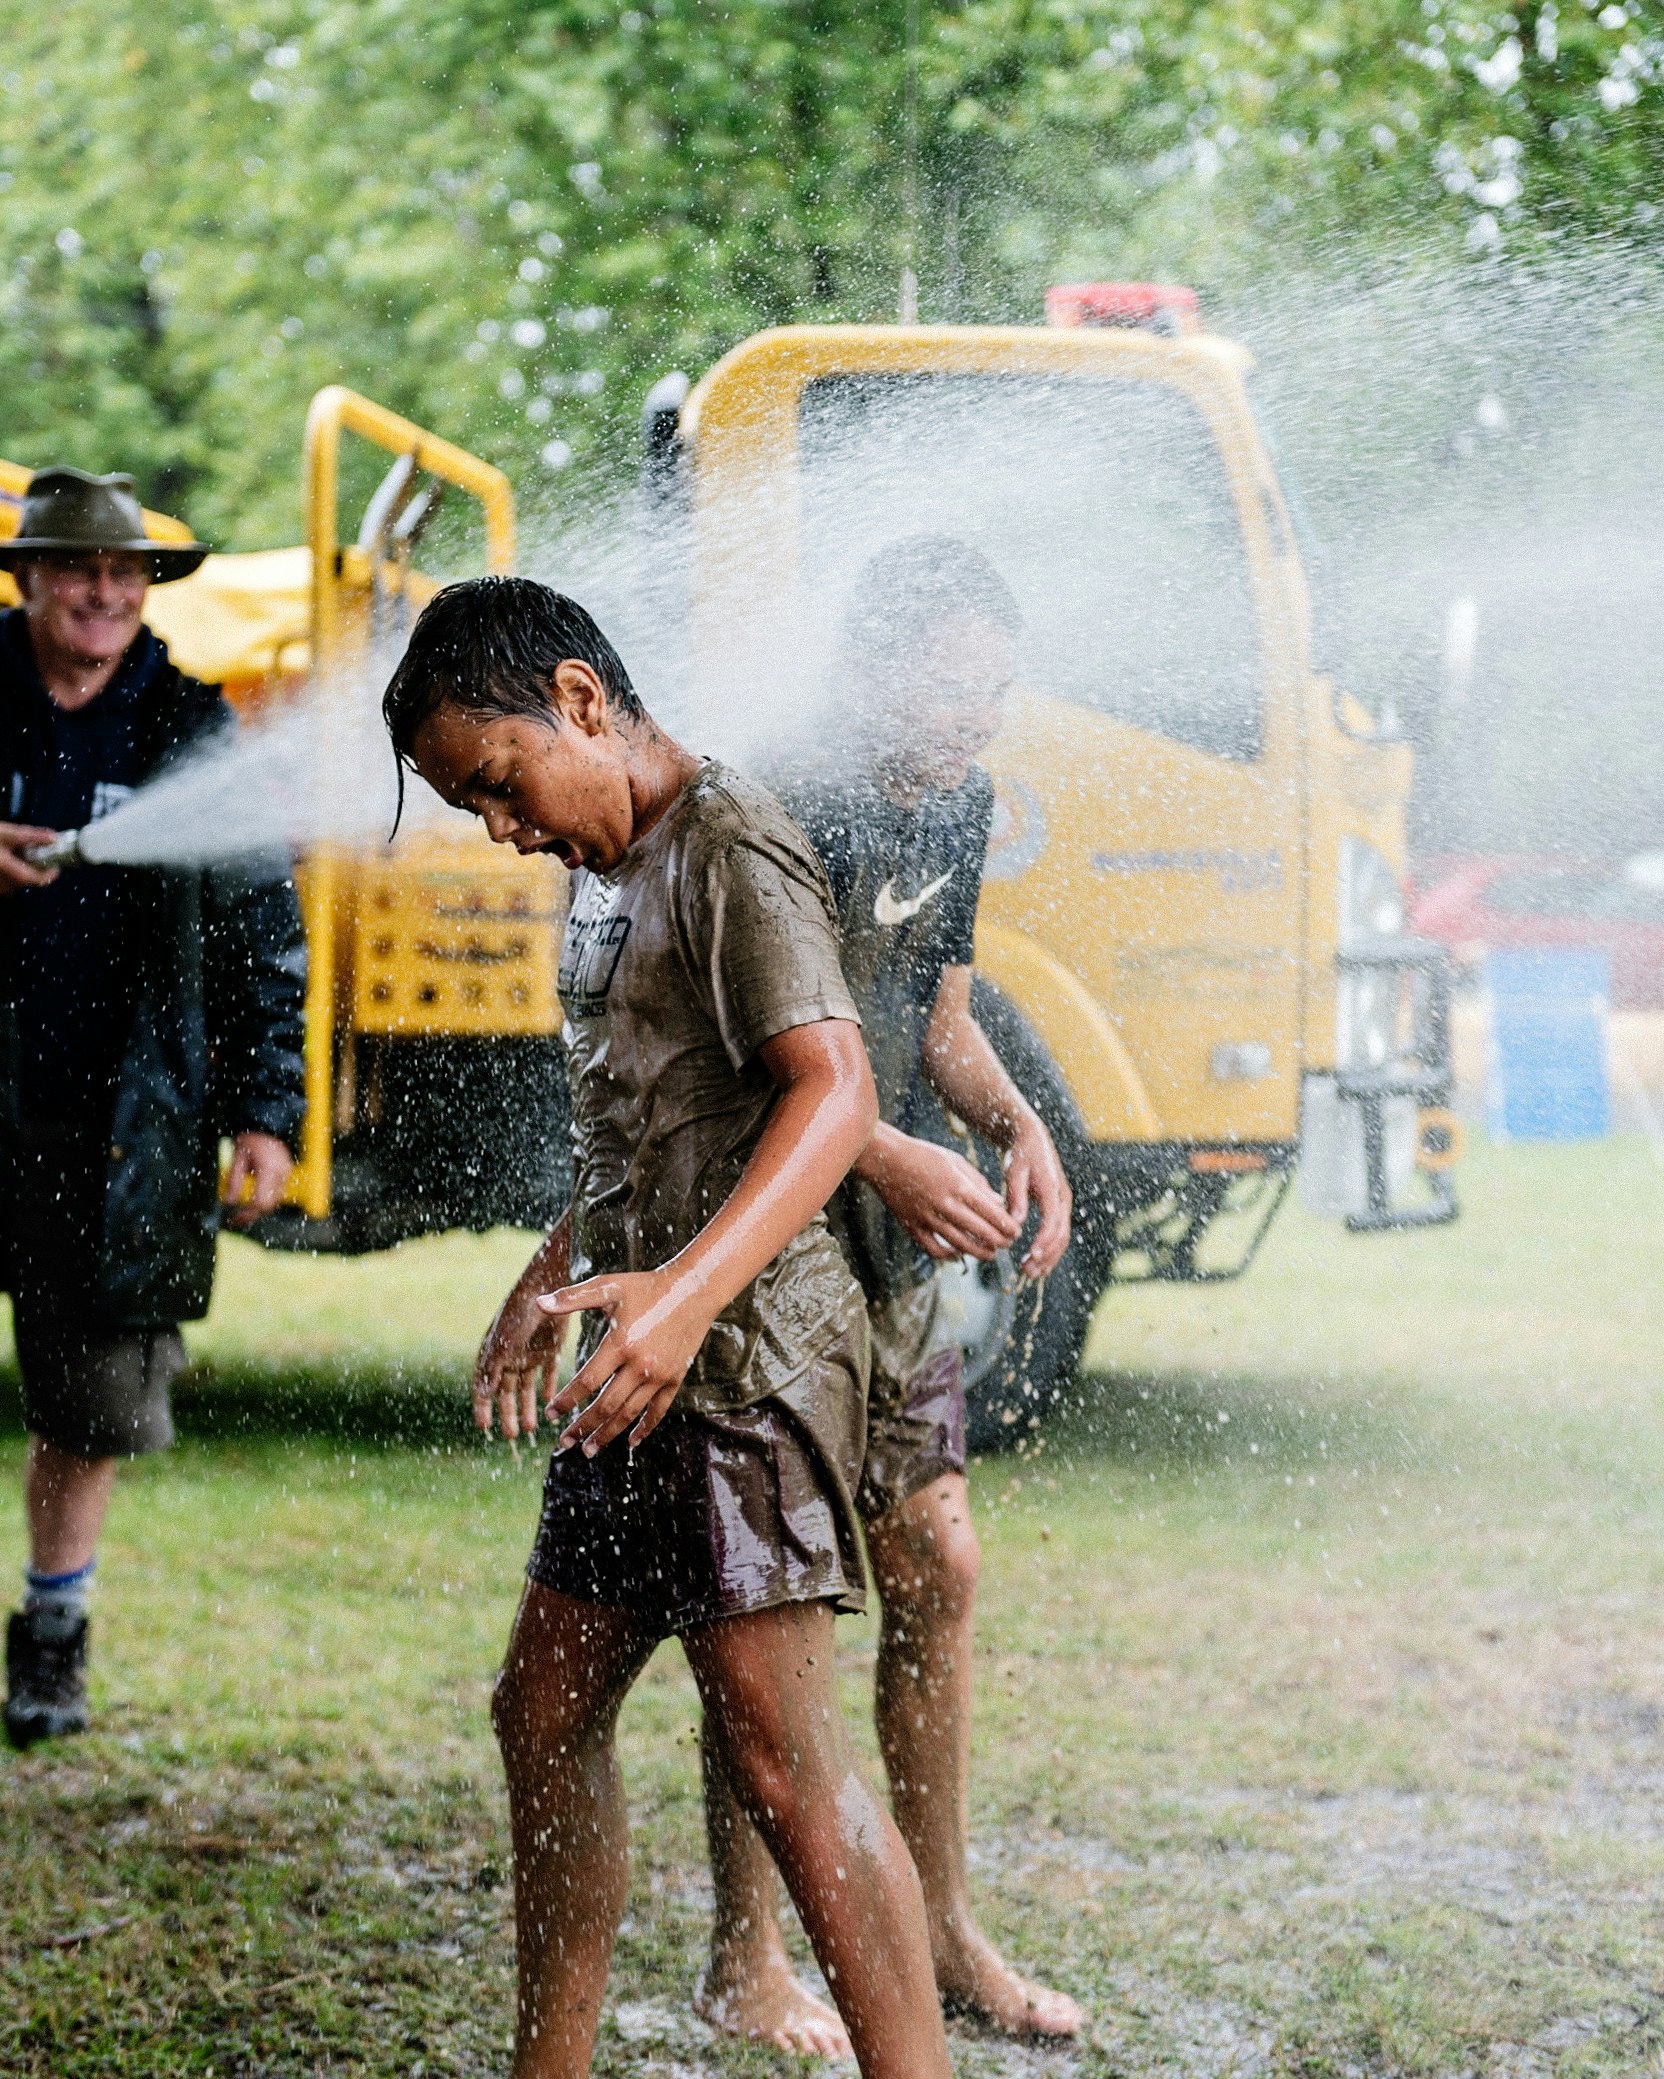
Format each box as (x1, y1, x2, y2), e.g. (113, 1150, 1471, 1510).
(797, 373, 1261, 760)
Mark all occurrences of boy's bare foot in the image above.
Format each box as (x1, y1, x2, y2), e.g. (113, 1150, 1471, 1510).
(937, 1925, 1084, 2041)
(694, 1954, 854, 2060)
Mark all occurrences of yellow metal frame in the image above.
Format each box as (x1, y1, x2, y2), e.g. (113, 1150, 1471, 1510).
(289, 387, 518, 1218)
(303, 385, 516, 674)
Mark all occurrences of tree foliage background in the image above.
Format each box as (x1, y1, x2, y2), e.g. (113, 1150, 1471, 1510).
(3, 0, 1662, 546)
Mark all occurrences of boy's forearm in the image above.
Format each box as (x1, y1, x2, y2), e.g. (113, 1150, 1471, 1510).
(659, 1023, 875, 1326)
(853, 1120, 924, 1188)
(920, 991, 1037, 1151)
(522, 1207, 572, 1293)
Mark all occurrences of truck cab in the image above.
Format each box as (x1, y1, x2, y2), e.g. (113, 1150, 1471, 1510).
(658, 285, 1457, 1438)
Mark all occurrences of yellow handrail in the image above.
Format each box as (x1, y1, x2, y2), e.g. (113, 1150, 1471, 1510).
(294, 851, 338, 1220)
(303, 385, 516, 675)
(292, 388, 516, 1222)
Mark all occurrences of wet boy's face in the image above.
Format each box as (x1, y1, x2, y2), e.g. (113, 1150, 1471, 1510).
(873, 612, 1014, 798)
(411, 663, 637, 873)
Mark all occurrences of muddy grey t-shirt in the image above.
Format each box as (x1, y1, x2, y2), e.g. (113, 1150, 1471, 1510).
(559, 763, 865, 1414)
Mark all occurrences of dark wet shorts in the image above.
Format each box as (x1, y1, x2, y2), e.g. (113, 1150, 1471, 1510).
(525, 1351, 869, 1640)
(5, 1125, 182, 1459)
(857, 1279, 967, 1524)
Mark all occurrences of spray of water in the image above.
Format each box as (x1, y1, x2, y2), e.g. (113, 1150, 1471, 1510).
(1223, 245, 1664, 856)
(60, 240, 1664, 871)
(47, 669, 469, 868)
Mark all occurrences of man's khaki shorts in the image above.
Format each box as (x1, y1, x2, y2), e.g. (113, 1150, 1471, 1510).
(6, 1126, 181, 1459)
(857, 1279, 967, 1525)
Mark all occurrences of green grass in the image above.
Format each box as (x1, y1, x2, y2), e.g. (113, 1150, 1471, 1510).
(3, 1139, 1664, 2074)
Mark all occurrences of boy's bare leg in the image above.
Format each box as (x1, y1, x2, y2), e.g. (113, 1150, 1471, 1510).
(686, 1599, 952, 2079)
(697, 1720, 853, 2057)
(700, 1474, 1081, 2046)
(869, 1472, 1081, 2037)
(492, 1582, 657, 2079)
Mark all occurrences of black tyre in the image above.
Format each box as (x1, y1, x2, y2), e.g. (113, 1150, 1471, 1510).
(939, 1239, 1102, 1452)
(929, 981, 1113, 1452)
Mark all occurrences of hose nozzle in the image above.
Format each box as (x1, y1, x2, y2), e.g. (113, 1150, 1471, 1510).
(23, 829, 86, 870)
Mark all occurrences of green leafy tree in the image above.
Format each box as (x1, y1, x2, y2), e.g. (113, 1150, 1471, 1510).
(2, 0, 1661, 543)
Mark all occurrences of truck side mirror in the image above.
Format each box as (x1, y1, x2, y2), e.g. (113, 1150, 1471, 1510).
(641, 370, 691, 509)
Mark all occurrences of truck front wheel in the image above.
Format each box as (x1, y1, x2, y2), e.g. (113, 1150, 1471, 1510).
(940, 1238, 1103, 1453)
(944, 980, 1113, 1453)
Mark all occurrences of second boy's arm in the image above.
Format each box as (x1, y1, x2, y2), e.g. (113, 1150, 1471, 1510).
(540, 1019, 876, 1455)
(865, 963, 1071, 1280)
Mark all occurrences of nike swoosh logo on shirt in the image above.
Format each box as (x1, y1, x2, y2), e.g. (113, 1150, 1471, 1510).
(873, 868, 955, 927)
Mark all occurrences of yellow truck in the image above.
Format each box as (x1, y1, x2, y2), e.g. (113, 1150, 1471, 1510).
(655, 282, 1458, 1439)
(1, 284, 1457, 1445)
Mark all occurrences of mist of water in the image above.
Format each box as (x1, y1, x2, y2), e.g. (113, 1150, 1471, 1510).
(70, 239, 1664, 872)
(66, 669, 469, 867)
(1224, 245, 1664, 857)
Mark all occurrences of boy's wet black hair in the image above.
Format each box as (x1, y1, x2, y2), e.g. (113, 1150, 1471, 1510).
(839, 534, 1022, 691)
(382, 576, 645, 820)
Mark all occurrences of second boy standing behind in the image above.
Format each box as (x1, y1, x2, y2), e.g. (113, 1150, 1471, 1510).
(698, 536, 1082, 2054)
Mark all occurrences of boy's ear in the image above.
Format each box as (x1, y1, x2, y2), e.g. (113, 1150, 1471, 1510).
(551, 659, 609, 735)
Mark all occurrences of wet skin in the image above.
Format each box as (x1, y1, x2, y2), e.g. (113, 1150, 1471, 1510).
(698, 610, 1081, 2052)
(495, 1587, 952, 2079)
(415, 677, 953, 2077)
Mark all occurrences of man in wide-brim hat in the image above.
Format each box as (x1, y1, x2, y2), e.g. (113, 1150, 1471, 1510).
(0, 468, 307, 1748)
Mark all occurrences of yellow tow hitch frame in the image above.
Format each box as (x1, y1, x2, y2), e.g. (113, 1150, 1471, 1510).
(289, 387, 516, 1220)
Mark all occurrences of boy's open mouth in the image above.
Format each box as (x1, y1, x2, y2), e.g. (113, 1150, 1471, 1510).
(509, 831, 585, 870)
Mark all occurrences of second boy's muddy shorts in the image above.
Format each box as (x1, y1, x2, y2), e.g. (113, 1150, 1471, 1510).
(525, 1321, 869, 1638)
(5, 1125, 182, 1459)
(857, 1277, 967, 1524)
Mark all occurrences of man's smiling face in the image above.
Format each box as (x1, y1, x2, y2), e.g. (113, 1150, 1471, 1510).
(19, 551, 149, 671)
(410, 663, 638, 874)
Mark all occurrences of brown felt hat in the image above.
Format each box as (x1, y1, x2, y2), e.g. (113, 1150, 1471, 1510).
(0, 467, 209, 584)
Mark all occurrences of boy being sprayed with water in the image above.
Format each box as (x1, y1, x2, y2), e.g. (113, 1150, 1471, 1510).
(382, 576, 953, 2079)
(697, 536, 1082, 2055)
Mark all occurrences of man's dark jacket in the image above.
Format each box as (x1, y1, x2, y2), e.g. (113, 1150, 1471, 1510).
(1, 618, 308, 1323)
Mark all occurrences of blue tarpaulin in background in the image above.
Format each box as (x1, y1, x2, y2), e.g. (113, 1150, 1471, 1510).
(1486, 947, 1610, 1143)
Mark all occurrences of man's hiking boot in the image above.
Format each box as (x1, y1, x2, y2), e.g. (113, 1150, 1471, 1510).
(5, 1609, 90, 1749)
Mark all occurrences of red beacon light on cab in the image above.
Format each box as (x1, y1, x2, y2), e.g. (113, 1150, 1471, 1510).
(1045, 282, 1201, 336)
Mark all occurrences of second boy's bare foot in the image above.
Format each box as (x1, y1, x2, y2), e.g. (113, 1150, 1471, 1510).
(937, 1924, 1084, 2041)
(695, 1951, 854, 2060)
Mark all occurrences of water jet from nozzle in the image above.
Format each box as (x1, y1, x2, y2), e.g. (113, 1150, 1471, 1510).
(23, 831, 86, 870)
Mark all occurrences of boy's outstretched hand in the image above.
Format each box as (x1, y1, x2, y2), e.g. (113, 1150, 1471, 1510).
(538, 1269, 711, 1454)
(474, 1212, 571, 1439)
(857, 1113, 1071, 1279)
(1000, 1112, 1072, 1280)
(914, 963, 1073, 1280)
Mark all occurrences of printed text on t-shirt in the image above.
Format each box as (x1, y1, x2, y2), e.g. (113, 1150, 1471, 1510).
(559, 894, 631, 1016)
